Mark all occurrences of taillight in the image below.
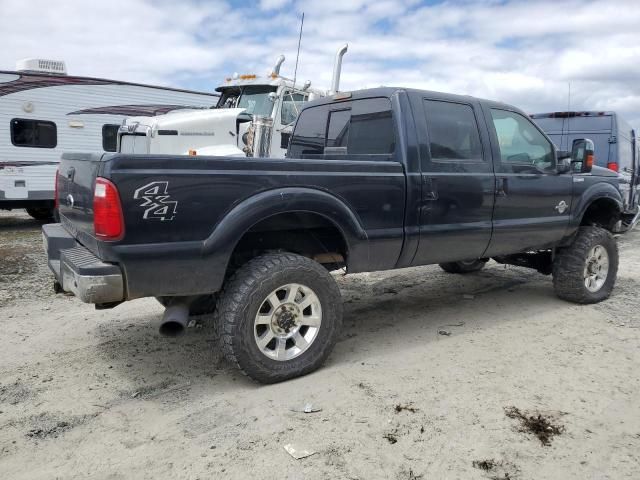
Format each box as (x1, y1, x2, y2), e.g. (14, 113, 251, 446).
(93, 177, 124, 241)
(607, 162, 619, 172)
(54, 169, 60, 210)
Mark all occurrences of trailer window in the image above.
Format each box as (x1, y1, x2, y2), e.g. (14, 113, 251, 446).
(102, 124, 120, 152)
(11, 119, 57, 148)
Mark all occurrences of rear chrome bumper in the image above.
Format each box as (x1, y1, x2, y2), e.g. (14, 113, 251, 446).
(42, 223, 124, 304)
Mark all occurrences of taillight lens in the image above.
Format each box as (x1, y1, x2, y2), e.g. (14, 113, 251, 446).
(93, 177, 124, 240)
(607, 162, 619, 172)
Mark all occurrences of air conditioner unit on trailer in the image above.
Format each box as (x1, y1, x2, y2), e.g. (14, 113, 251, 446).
(15, 58, 67, 75)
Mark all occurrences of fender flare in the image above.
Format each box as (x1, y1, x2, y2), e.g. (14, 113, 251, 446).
(201, 187, 369, 268)
(571, 182, 623, 227)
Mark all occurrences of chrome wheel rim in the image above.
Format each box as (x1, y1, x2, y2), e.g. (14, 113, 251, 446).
(584, 245, 609, 293)
(254, 283, 322, 361)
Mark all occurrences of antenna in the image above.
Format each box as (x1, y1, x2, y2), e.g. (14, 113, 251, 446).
(566, 81, 571, 151)
(292, 12, 304, 90)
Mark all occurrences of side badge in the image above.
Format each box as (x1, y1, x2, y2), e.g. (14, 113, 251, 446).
(555, 200, 568, 214)
(133, 181, 178, 221)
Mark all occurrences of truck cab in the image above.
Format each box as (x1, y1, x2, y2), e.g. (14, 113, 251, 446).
(117, 55, 327, 158)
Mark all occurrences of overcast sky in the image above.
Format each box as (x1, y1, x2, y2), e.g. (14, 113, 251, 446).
(2, 0, 640, 126)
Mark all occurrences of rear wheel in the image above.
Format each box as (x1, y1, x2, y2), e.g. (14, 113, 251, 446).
(26, 207, 54, 222)
(439, 259, 487, 274)
(553, 226, 618, 304)
(215, 252, 342, 384)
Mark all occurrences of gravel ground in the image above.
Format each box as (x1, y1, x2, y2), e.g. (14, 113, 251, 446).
(0, 209, 639, 479)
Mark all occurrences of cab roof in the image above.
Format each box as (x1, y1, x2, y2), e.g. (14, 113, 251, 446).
(301, 87, 523, 114)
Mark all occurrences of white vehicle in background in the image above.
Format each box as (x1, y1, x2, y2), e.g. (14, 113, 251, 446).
(118, 45, 349, 158)
(0, 59, 218, 220)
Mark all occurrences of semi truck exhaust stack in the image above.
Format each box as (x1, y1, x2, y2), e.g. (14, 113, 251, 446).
(159, 303, 190, 337)
(273, 55, 285, 75)
(329, 44, 348, 95)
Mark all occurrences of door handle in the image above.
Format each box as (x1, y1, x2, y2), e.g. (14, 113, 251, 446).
(496, 177, 508, 197)
(423, 176, 438, 200)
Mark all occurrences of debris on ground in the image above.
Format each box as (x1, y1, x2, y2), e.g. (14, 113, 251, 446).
(290, 403, 322, 413)
(473, 459, 498, 471)
(383, 432, 398, 444)
(283, 443, 316, 459)
(504, 406, 565, 446)
(463, 294, 475, 300)
(438, 330, 451, 336)
(394, 403, 419, 413)
(26, 421, 71, 439)
(402, 468, 424, 479)
(472, 459, 520, 479)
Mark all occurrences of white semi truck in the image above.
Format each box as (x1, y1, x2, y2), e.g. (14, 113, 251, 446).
(117, 45, 349, 158)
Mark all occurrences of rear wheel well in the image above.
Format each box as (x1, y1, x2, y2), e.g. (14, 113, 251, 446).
(227, 212, 348, 276)
(580, 198, 621, 231)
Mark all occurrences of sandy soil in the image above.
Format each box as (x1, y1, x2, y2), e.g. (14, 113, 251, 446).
(0, 209, 639, 480)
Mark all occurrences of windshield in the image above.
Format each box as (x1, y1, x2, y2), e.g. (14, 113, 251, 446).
(216, 85, 277, 116)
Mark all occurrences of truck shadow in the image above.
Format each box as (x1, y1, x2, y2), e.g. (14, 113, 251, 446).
(93, 263, 564, 392)
(0, 212, 46, 232)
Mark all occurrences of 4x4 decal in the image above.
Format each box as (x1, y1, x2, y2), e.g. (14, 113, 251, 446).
(133, 181, 178, 221)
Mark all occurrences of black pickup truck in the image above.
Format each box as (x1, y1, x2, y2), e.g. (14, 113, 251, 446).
(43, 87, 634, 383)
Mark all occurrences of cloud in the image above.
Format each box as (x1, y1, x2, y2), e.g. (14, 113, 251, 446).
(1, 0, 639, 126)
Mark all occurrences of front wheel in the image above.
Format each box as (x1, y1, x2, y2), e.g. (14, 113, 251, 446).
(439, 259, 487, 274)
(215, 253, 343, 384)
(552, 226, 618, 304)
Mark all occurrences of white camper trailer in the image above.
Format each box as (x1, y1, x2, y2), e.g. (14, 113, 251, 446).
(0, 59, 218, 220)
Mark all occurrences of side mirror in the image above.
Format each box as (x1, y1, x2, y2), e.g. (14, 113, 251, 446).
(571, 138, 595, 173)
(268, 92, 278, 103)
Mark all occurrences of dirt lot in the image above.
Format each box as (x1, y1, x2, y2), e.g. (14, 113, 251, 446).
(1, 209, 639, 480)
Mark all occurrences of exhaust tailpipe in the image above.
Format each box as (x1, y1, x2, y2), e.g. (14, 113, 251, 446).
(159, 303, 190, 337)
(329, 44, 348, 95)
(272, 55, 285, 75)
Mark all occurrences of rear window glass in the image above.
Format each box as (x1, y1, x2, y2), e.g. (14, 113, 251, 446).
(288, 105, 327, 156)
(11, 118, 57, 148)
(424, 100, 483, 161)
(289, 97, 394, 158)
(102, 124, 120, 152)
(326, 109, 350, 149)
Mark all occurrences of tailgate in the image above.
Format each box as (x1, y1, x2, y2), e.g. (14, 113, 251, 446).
(57, 152, 104, 244)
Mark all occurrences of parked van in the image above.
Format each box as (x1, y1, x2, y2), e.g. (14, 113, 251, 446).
(531, 111, 636, 174)
(0, 58, 218, 220)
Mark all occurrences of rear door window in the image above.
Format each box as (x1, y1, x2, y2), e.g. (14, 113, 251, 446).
(11, 118, 57, 148)
(423, 100, 483, 161)
(348, 98, 395, 155)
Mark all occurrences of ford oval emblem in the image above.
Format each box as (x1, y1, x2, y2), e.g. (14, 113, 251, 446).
(66, 194, 75, 208)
